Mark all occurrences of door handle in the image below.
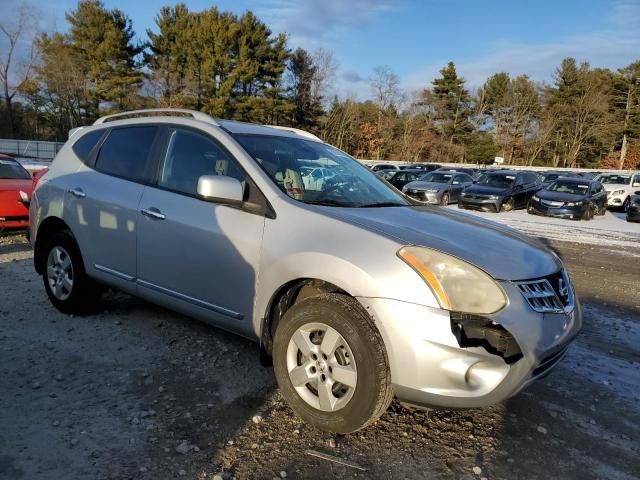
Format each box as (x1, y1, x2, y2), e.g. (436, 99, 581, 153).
(69, 188, 86, 199)
(140, 208, 166, 220)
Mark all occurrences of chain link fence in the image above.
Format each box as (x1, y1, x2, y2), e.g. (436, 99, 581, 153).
(0, 139, 65, 160)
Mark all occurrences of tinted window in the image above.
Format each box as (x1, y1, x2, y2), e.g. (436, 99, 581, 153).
(159, 128, 244, 196)
(72, 130, 104, 162)
(525, 173, 538, 184)
(95, 127, 157, 182)
(0, 158, 31, 180)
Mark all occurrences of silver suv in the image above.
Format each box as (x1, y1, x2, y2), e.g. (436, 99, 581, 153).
(30, 109, 581, 433)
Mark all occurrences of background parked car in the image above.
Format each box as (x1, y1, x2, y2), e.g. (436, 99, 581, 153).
(459, 170, 541, 212)
(370, 163, 399, 172)
(435, 166, 476, 177)
(538, 170, 582, 187)
(379, 169, 425, 190)
(528, 177, 607, 220)
(402, 171, 474, 205)
(0, 154, 33, 231)
(595, 172, 640, 211)
(626, 191, 640, 222)
(399, 163, 441, 172)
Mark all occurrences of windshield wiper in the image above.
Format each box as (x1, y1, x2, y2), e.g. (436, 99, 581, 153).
(355, 202, 407, 208)
(305, 200, 349, 207)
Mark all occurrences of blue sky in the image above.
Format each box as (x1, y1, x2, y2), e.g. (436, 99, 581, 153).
(20, 0, 640, 97)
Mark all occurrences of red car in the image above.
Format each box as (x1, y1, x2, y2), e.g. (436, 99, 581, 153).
(0, 154, 33, 230)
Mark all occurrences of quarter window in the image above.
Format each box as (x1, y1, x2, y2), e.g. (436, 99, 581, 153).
(159, 128, 244, 196)
(72, 129, 105, 163)
(95, 126, 157, 182)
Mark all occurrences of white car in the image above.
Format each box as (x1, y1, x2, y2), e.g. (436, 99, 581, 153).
(302, 167, 335, 191)
(595, 172, 640, 211)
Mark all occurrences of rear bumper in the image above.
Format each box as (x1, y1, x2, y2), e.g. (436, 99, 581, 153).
(357, 284, 581, 409)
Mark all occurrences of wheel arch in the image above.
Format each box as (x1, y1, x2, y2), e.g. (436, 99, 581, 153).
(259, 278, 348, 362)
(34, 216, 73, 274)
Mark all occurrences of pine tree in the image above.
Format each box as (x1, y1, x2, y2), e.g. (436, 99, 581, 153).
(286, 48, 323, 131)
(430, 61, 473, 145)
(66, 0, 142, 111)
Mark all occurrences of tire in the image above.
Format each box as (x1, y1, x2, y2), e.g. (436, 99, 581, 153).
(440, 192, 449, 206)
(273, 293, 393, 434)
(598, 202, 606, 216)
(500, 197, 514, 212)
(622, 197, 630, 212)
(582, 205, 594, 220)
(42, 230, 101, 315)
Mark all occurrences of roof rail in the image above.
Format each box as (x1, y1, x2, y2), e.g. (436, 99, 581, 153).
(93, 108, 219, 126)
(266, 125, 322, 142)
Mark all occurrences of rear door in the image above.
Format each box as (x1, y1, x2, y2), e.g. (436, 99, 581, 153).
(66, 125, 160, 292)
(136, 126, 266, 334)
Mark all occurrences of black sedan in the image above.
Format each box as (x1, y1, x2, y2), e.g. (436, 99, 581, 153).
(528, 178, 607, 220)
(377, 169, 424, 190)
(459, 170, 541, 212)
(627, 191, 640, 222)
(538, 170, 582, 187)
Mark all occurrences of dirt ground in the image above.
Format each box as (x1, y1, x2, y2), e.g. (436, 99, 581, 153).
(0, 230, 638, 480)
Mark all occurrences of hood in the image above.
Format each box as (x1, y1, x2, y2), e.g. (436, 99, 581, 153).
(403, 181, 446, 191)
(536, 190, 586, 202)
(463, 184, 511, 196)
(0, 178, 32, 193)
(326, 206, 561, 281)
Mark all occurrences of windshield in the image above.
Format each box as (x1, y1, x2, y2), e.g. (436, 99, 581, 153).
(0, 159, 31, 180)
(547, 181, 589, 195)
(597, 174, 630, 185)
(478, 173, 516, 188)
(233, 134, 409, 207)
(418, 172, 453, 183)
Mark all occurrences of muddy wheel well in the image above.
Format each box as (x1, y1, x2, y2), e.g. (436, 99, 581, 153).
(34, 217, 71, 274)
(259, 279, 347, 362)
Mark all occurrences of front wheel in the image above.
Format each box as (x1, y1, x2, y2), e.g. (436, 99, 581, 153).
(42, 230, 101, 314)
(622, 197, 630, 212)
(500, 197, 514, 212)
(440, 192, 450, 206)
(273, 294, 393, 433)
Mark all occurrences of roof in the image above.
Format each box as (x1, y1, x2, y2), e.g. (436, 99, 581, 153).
(552, 176, 596, 183)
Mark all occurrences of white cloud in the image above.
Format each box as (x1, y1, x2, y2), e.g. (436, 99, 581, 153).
(405, 0, 640, 90)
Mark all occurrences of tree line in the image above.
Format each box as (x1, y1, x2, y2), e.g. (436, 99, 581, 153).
(1, 0, 638, 169)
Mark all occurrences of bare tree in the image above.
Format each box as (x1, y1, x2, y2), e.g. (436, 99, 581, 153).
(311, 47, 339, 106)
(369, 66, 401, 159)
(0, 3, 38, 137)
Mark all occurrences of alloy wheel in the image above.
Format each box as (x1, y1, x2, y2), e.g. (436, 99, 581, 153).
(286, 322, 357, 412)
(46, 246, 74, 301)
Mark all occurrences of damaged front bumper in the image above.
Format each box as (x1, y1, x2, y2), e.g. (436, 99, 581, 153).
(357, 278, 582, 409)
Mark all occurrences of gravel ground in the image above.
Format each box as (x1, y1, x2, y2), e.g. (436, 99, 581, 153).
(0, 221, 639, 480)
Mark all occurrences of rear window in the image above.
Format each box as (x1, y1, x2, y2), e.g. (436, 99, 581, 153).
(0, 158, 31, 180)
(95, 127, 157, 182)
(72, 130, 105, 162)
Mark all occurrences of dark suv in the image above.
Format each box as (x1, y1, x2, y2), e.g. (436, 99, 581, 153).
(459, 170, 541, 212)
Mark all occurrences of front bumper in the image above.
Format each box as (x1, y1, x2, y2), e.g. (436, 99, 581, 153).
(458, 196, 500, 212)
(404, 189, 441, 204)
(357, 280, 582, 409)
(607, 194, 626, 208)
(528, 200, 586, 220)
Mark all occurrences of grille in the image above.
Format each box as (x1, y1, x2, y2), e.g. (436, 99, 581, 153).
(464, 194, 488, 201)
(515, 270, 573, 313)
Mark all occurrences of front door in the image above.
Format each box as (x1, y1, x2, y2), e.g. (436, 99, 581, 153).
(136, 127, 265, 334)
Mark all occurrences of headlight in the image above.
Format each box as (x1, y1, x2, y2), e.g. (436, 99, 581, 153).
(532, 195, 539, 201)
(426, 188, 439, 193)
(611, 189, 625, 196)
(488, 195, 500, 200)
(565, 201, 582, 206)
(19, 190, 29, 202)
(398, 246, 507, 315)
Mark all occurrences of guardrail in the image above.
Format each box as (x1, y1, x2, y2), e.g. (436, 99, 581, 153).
(0, 138, 65, 160)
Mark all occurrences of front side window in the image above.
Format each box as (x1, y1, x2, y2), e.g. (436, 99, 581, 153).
(95, 126, 157, 182)
(233, 134, 408, 207)
(0, 158, 31, 180)
(159, 129, 244, 196)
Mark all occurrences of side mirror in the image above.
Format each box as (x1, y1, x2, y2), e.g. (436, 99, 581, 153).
(197, 175, 243, 206)
(514, 184, 523, 190)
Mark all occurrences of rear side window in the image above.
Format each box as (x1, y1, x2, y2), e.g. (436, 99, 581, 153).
(72, 130, 104, 162)
(95, 126, 157, 183)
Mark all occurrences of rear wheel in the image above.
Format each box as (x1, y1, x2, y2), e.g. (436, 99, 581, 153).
(273, 294, 393, 433)
(440, 192, 450, 206)
(42, 231, 101, 314)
